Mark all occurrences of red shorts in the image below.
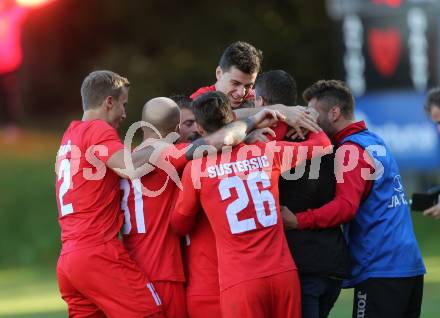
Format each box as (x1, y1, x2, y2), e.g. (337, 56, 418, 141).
(220, 270, 301, 318)
(186, 294, 221, 318)
(57, 239, 163, 318)
(154, 281, 187, 318)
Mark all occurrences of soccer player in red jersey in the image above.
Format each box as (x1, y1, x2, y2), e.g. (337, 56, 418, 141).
(171, 91, 332, 318)
(122, 96, 288, 318)
(121, 97, 192, 318)
(55, 70, 165, 317)
(171, 95, 222, 318)
(191, 41, 262, 109)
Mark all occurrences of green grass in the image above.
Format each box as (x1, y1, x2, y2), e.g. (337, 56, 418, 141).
(0, 258, 439, 317)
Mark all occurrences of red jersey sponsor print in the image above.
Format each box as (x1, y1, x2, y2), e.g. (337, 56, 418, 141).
(174, 132, 331, 290)
(122, 143, 189, 282)
(55, 120, 124, 254)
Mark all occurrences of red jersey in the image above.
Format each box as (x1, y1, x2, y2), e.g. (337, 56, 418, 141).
(55, 120, 124, 254)
(184, 213, 219, 296)
(174, 132, 331, 290)
(122, 143, 189, 282)
(296, 121, 374, 229)
(190, 85, 255, 102)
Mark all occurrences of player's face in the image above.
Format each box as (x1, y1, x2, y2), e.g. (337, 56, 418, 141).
(179, 108, 200, 142)
(429, 104, 440, 134)
(308, 97, 336, 136)
(109, 87, 128, 129)
(215, 66, 257, 108)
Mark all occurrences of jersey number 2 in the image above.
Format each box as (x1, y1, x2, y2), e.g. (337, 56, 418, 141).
(219, 171, 277, 234)
(57, 158, 74, 216)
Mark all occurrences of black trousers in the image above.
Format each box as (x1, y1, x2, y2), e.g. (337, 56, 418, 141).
(352, 275, 424, 318)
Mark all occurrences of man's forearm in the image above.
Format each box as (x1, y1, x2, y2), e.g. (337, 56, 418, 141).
(185, 119, 256, 159)
(234, 104, 287, 119)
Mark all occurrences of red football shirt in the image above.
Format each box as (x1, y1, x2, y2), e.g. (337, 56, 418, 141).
(122, 143, 189, 282)
(174, 132, 331, 290)
(190, 85, 255, 102)
(183, 213, 220, 296)
(55, 120, 124, 254)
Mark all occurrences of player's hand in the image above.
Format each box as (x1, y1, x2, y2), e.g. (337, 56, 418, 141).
(281, 206, 298, 229)
(283, 107, 321, 139)
(423, 203, 440, 220)
(285, 127, 307, 141)
(244, 128, 276, 144)
(251, 109, 286, 130)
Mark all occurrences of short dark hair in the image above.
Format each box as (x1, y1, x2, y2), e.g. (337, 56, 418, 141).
(303, 80, 354, 119)
(169, 94, 192, 110)
(219, 41, 263, 74)
(192, 91, 234, 133)
(80, 70, 130, 110)
(425, 87, 440, 113)
(255, 70, 297, 105)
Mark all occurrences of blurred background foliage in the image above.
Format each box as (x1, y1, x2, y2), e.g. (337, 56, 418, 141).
(19, 0, 336, 130)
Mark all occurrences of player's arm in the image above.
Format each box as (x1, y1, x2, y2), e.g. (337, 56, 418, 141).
(235, 105, 320, 139)
(423, 203, 440, 220)
(282, 143, 373, 230)
(170, 163, 200, 235)
(274, 131, 332, 173)
(185, 108, 285, 160)
(106, 139, 172, 179)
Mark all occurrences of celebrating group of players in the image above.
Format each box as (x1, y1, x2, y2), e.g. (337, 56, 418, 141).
(55, 41, 426, 318)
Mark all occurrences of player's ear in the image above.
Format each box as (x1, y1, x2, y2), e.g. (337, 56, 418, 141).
(195, 122, 206, 136)
(329, 105, 342, 122)
(103, 96, 113, 110)
(215, 66, 223, 81)
(255, 95, 264, 107)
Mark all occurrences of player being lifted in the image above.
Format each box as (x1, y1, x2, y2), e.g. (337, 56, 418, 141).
(191, 41, 262, 108)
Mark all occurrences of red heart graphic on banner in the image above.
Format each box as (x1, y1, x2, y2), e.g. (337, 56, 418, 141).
(368, 28, 401, 78)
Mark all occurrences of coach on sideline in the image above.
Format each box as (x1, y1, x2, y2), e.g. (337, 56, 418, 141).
(282, 80, 426, 318)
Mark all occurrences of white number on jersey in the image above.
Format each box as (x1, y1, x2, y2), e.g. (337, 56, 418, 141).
(219, 171, 277, 234)
(120, 179, 146, 234)
(57, 158, 74, 216)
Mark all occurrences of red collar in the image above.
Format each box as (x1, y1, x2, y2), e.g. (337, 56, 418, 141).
(334, 121, 367, 145)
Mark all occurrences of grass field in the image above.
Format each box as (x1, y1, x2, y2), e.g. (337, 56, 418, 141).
(0, 130, 439, 317)
(0, 258, 439, 317)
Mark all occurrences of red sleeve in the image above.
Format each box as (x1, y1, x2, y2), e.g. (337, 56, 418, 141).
(273, 131, 332, 172)
(161, 143, 190, 173)
(266, 122, 289, 141)
(88, 121, 123, 163)
(190, 85, 215, 100)
(296, 142, 374, 229)
(170, 162, 201, 235)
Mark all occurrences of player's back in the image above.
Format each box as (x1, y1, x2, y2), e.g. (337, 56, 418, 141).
(55, 119, 124, 254)
(184, 212, 219, 296)
(121, 143, 188, 282)
(194, 142, 296, 291)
